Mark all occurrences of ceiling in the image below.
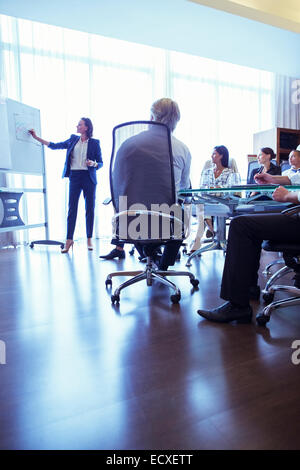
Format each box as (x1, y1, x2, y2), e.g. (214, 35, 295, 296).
(189, 0, 300, 33)
(1, 0, 300, 77)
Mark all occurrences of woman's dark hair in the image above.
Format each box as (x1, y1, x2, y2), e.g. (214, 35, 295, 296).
(214, 145, 229, 168)
(81, 117, 93, 138)
(260, 147, 276, 160)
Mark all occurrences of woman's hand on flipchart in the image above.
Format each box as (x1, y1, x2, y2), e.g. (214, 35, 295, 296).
(28, 130, 49, 147)
(28, 129, 38, 139)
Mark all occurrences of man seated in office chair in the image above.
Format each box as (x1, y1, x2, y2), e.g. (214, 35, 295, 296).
(100, 98, 192, 268)
(197, 186, 300, 323)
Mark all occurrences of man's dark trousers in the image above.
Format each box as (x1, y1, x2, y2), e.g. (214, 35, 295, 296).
(221, 212, 300, 306)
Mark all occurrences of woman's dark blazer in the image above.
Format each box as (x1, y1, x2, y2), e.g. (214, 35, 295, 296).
(249, 161, 281, 184)
(48, 134, 103, 185)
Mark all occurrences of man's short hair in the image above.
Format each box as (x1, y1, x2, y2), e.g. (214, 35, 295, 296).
(290, 149, 300, 158)
(151, 98, 180, 132)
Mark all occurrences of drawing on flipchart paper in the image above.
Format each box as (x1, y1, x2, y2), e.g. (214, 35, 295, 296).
(14, 113, 40, 145)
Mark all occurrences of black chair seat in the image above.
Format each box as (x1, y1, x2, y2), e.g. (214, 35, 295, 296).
(262, 240, 300, 254)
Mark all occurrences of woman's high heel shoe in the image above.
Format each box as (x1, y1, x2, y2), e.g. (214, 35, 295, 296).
(87, 238, 93, 251)
(61, 240, 74, 253)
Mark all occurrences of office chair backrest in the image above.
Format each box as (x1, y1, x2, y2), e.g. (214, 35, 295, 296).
(111, 121, 175, 210)
(228, 157, 239, 173)
(281, 161, 291, 173)
(201, 157, 239, 175)
(247, 160, 260, 183)
(110, 121, 181, 242)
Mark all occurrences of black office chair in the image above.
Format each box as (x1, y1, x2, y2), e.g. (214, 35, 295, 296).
(246, 159, 284, 275)
(256, 205, 300, 326)
(247, 160, 260, 184)
(105, 121, 199, 304)
(262, 161, 290, 276)
(281, 161, 291, 173)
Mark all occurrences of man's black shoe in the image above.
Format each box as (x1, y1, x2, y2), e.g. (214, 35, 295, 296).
(197, 301, 253, 323)
(158, 263, 168, 271)
(249, 285, 260, 300)
(99, 248, 125, 260)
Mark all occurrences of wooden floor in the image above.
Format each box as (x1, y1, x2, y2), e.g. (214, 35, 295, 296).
(0, 240, 300, 450)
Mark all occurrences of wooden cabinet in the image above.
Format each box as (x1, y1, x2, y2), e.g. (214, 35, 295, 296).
(253, 127, 300, 165)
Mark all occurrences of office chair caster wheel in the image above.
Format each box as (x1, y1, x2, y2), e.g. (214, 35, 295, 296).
(129, 248, 135, 256)
(256, 313, 270, 326)
(30, 243, 34, 248)
(190, 279, 199, 287)
(105, 279, 112, 287)
(262, 292, 274, 304)
(170, 293, 181, 303)
(60, 244, 65, 249)
(183, 247, 188, 255)
(111, 294, 120, 304)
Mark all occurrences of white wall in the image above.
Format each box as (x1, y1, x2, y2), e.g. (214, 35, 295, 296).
(0, 0, 300, 77)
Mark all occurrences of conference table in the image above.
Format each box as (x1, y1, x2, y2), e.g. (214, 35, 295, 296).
(179, 184, 300, 266)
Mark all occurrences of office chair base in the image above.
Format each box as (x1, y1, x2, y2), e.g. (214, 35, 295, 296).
(256, 285, 300, 325)
(262, 265, 293, 295)
(107, 258, 199, 303)
(256, 313, 271, 326)
(186, 239, 226, 267)
(262, 291, 275, 304)
(263, 257, 284, 276)
(106, 270, 143, 286)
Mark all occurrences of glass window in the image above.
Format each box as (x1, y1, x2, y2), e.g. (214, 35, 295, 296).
(0, 13, 276, 240)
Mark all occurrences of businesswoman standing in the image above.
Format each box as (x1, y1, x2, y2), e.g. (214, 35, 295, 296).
(29, 118, 103, 253)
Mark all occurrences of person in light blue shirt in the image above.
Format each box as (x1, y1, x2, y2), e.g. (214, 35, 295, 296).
(282, 150, 300, 184)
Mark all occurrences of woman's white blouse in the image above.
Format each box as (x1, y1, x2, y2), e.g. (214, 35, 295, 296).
(70, 138, 89, 170)
(200, 167, 235, 187)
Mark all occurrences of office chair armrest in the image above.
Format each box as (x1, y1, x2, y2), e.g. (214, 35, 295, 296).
(281, 205, 300, 216)
(102, 197, 112, 205)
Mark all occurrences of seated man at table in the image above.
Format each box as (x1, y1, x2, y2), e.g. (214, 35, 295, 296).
(100, 98, 191, 265)
(197, 186, 300, 323)
(255, 149, 300, 186)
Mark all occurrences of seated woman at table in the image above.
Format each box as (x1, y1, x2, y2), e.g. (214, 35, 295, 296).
(248, 147, 281, 199)
(189, 145, 240, 253)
